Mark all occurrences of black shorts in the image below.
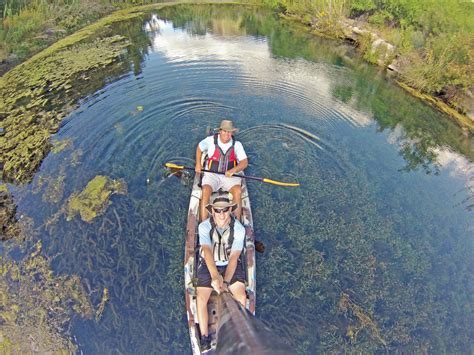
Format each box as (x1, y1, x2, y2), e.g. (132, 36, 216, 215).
(196, 260, 246, 288)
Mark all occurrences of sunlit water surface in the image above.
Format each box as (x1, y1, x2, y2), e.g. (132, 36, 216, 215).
(9, 5, 473, 354)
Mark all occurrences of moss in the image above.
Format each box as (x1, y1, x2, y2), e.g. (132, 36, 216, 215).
(0, 3, 162, 185)
(51, 139, 72, 154)
(42, 175, 66, 204)
(66, 175, 127, 222)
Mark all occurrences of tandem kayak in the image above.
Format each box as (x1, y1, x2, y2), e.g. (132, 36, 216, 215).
(184, 173, 256, 354)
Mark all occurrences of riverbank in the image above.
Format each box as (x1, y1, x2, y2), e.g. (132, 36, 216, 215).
(278, 10, 474, 135)
(1, 1, 472, 134)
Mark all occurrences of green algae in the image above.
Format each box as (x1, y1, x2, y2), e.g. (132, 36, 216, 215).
(51, 139, 73, 154)
(0, 4, 471, 353)
(0, 35, 131, 184)
(42, 175, 66, 204)
(71, 148, 84, 167)
(0, 8, 151, 185)
(0, 2, 235, 185)
(0, 241, 93, 353)
(95, 287, 110, 322)
(66, 175, 127, 222)
(0, 188, 19, 241)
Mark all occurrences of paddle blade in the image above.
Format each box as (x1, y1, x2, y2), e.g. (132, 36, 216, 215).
(262, 178, 300, 187)
(164, 162, 185, 170)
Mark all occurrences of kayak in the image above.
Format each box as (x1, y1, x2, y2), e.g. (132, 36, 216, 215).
(184, 173, 256, 354)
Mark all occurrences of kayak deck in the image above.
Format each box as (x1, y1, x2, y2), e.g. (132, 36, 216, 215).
(184, 173, 256, 354)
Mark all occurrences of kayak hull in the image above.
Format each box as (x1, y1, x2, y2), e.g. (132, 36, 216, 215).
(184, 173, 256, 354)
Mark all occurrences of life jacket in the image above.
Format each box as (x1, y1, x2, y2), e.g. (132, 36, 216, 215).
(207, 134, 237, 173)
(209, 216, 235, 264)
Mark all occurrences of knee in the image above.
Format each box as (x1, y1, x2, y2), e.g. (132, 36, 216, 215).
(202, 185, 212, 197)
(196, 289, 210, 304)
(231, 186, 241, 198)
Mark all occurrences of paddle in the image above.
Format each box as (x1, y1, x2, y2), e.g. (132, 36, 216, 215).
(164, 162, 272, 253)
(164, 163, 300, 187)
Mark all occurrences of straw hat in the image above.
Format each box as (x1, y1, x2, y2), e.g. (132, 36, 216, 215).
(206, 192, 237, 212)
(219, 120, 239, 133)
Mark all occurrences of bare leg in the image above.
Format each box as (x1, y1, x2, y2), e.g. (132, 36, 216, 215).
(229, 281, 246, 307)
(200, 184, 212, 222)
(229, 184, 242, 220)
(196, 287, 213, 336)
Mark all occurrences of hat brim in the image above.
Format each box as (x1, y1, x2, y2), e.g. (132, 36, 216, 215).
(219, 127, 239, 134)
(206, 202, 238, 213)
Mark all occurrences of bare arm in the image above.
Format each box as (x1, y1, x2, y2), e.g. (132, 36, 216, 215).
(225, 158, 248, 177)
(195, 146, 203, 173)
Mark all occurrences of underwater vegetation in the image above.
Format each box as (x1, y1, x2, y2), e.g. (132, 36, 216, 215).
(66, 175, 127, 223)
(0, 4, 162, 185)
(252, 137, 473, 353)
(41, 177, 191, 353)
(0, 241, 93, 353)
(0, 187, 18, 241)
(0, 35, 130, 184)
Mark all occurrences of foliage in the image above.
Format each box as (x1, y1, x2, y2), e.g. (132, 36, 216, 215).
(402, 33, 472, 95)
(248, 0, 473, 107)
(0, 0, 116, 62)
(0, 0, 472, 123)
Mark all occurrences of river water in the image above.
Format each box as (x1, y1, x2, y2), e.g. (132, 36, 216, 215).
(7, 4, 473, 354)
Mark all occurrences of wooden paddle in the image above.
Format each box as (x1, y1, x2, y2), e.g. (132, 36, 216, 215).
(164, 163, 300, 187)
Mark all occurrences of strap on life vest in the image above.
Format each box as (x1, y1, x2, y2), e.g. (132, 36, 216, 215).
(209, 216, 235, 262)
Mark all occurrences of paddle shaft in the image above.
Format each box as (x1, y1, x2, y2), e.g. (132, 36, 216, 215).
(195, 167, 263, 182)
(165, 163, 299, 187)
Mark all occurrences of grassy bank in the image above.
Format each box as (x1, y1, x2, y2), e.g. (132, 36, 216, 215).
(246, 0, 473, 128)
(1, 1, 472, 129)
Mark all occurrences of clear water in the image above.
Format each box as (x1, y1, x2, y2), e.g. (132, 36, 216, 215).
(7, 5, 473, 354)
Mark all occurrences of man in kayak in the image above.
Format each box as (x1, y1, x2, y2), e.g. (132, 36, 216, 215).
(196, 192, 247, 351)
(195, 119, 248, 221)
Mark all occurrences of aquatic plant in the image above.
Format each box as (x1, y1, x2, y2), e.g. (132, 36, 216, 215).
(1, 4, 472, 354)
(66, 175, 127, 222)
(51, 138, 72, 154)
(0, 241, 93, 353)
(0, 187, 18, 241)
(0, 5, 156, 184)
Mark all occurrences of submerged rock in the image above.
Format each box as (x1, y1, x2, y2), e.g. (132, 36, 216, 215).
(66, 175, 127, 222)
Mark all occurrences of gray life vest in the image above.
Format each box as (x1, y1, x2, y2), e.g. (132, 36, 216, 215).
(210, 216, 235, 263)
